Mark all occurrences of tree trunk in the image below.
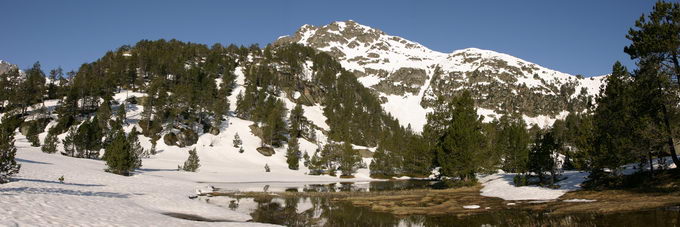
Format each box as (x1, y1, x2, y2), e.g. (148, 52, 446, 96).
(671, 53, 680, 87)
(661, 104, 680, 167)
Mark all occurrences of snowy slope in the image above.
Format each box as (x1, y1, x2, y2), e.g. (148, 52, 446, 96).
(276, 20, 607, 131)
(1, 81, 372, 225)
(0, 134, 277, 226)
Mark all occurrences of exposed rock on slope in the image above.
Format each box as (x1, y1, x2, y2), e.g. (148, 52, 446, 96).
(275, 20, 606, 131)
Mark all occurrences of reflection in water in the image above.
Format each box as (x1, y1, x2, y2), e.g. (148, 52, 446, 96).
(204, 194, 680, 226)
(201, 181, 680, 227)
(210, 180, 437, 193)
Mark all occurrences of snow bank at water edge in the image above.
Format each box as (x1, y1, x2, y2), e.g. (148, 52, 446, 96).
(479, 171, 589, 201)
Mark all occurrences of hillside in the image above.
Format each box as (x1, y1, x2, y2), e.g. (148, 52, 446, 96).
(275, 20, 606, 131)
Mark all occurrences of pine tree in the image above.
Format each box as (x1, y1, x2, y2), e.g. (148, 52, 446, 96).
(432, 90, 486, 182)
(103, 129, 136, 176)
(591, 62, 636, 174)
(289, 103, 306, 138)
(370, 146, 395, 178)
(62, 126, 77, 157)
(338, 142, 361, 177)
(128, 127, 144, 168)
(75, 118, 102, 158)
(624, 1, 680, 167)
(26, 121, 40, 147)
(42, 129, 58, 154)
(286, 137, 300, 170)
(497, 115, 530, 174)
(631, 59, 675, 176)
(308, 151, 323, 175)
(0, 127, 20, 183)
(303, 151, 310, 167)
(262, 98, 287, 147)
(116, 103, 127, 125)
(181, 148, 200, 172)
(529, 131, 560, 184)
(233, 133, 242, 148)
(96, 99, 112, 129)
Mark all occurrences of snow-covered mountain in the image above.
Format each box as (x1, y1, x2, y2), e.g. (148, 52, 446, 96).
(275, 20, 606, 131)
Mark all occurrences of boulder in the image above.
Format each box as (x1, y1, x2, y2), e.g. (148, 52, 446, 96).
(176, 128, 198, 147)
(209, 127, 220, 135)
(163, 132, 179, 146)
(256, 146, 275, 157)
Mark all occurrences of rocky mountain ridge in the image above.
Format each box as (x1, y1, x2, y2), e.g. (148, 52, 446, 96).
(275, 20, 606, 131)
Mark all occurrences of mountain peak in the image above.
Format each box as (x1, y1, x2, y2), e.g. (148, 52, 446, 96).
(275, 22, 604, 131)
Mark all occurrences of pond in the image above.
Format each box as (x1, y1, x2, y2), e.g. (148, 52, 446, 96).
(205, 180, 438, 193)
(196, 181, 680, 227)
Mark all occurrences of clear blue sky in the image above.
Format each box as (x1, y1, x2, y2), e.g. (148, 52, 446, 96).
(0, 0, 656, 76)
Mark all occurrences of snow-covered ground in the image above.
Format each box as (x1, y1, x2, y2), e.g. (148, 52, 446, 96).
(1, 127, 374, 226)
(479, 171, 590, 201)
(0, 134, 278, 226)
(0, 86, 372, 226)
(480, 156, 679, 201)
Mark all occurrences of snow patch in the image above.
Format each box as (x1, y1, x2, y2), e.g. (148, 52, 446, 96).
(479, 171, 589, 201)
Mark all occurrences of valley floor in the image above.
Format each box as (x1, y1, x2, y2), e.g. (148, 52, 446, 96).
(2, 131, 677, 226)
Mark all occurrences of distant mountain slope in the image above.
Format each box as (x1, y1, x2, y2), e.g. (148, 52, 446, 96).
(275, 20, 606, 131)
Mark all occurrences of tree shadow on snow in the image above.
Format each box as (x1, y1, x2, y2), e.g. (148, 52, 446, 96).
(14, 178, 105, 187)
(16, 158, 52, 165)
(0, 187, 129, 198)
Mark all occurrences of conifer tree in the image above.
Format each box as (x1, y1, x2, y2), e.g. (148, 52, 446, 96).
(0, 127, 20, 183)
(431, 90, 486, 182)
(116, 103, 127, 125)
(181, 148, 200, 172)
(370, 146, 395, 178)
(42, 129, 58, 154)
(261, 98, 287, 147)
(103, 129, 137, 176)
(75, 118, 102, 158)
(497, 115, 531, 174)
(624, 1, 680, 167)
(303, 151, 310, 167)
(96, 99, 112, 129)
(233, 133, 242, 148)
(289, 103, 306, 138)
(591, 62, 636, 174)
(529, 131, 560, 184)
(62, 126, 77, 157)
(26, 121, 40, 147)
(338, 142, 361, 177)
(308, 151, 323, 175)
(286, 137, 300, 170)
(128, 127, 144, 168)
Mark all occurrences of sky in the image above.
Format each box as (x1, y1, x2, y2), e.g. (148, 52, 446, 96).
(0, 0, 657, 77)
